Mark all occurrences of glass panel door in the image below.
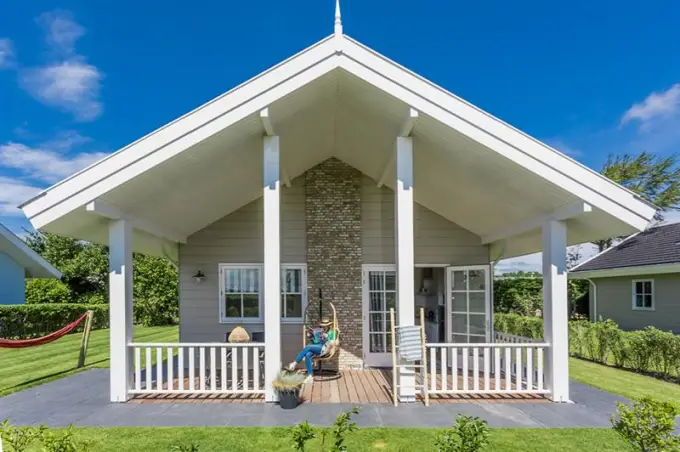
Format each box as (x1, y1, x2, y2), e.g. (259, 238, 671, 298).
(446, 266, 491, 344)
(362, 266, 397, 367)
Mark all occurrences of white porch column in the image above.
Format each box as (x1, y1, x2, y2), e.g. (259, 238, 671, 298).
(109, 219, 133, 403)
(395, 136, 416, 402)
(263, 135, 281, 402)
(542, 219, 569, 402)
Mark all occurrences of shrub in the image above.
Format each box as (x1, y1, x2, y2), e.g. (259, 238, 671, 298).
(0, 304, 108, 339)
(290, 407, 359, 452)
(25, 279, 72, 304)
(592, 319, 621, 364)
(435, 415, 490, 452)
(0, 419, 45, 452)
(291, 421, 316, 451)
(41, 425, 93, 452)
(628, 331, 653, 373)
(610, 333, 630, 368)
(611, 397, 680, 451)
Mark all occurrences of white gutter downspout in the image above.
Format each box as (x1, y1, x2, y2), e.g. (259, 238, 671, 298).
(585, 278, 597, 322)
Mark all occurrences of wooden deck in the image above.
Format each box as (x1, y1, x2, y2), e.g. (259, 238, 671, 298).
(131, 369, 548, 404)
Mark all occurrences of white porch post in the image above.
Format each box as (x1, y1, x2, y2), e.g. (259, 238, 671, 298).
(109, 219, 133, 402)
(263, 135, 281, 402)
(395, 136, 415, 402)
(542, 219, 570, 402)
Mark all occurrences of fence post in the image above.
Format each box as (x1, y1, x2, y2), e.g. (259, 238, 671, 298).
(77, 310, 94, 368)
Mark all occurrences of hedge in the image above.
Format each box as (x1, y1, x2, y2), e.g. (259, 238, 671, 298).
(494, 312, 680, 380)
(0, 304, 109, 340)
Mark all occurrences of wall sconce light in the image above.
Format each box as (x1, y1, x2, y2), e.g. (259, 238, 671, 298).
(193, 270, 205, 284)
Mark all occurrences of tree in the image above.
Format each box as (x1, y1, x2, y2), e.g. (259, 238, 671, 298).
(596, 152, 680, 251)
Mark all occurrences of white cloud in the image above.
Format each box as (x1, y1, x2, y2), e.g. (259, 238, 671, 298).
(0, 177, 42, 216)
(0, 133, 106, 183)
(0, 38, 14, 68)
(20, 11, 103, 122)
(621, 83, 680, 127)
(37, 10, 85, 56)
(21, 61, 103, 121)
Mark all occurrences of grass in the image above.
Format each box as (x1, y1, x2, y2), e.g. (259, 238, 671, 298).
(16, 427, 628, 451)
(0, 325, 178, 396)
(570, 356, 680, 404)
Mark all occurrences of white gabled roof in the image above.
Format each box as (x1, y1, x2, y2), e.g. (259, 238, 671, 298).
(0, 224, 61, 279)
(19, 32, 656, 259)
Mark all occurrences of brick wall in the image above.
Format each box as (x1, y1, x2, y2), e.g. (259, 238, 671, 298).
(305, 158, 363, 368)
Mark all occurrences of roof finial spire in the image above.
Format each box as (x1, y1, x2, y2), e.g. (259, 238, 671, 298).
(334, 0, 343, 37)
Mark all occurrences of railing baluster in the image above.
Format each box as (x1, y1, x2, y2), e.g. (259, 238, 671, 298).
(462, 347, 469, 392)
(231, 346, 238, 392)
(537, 347, 544, 391)
(210, 347, 216, 391)
(242, 347, 250, 391)
(504, 347, 511, 390)
(178, 347, 184, 391)
(483, 347, 490, 391)
(526, 347, 533, 390)
(145, 347, 152, 390)
(189, 347, 195, 391)
(221, 347, 227, 391)
(253, 346, 260, 391)
(515, 347, 523, 391)
(199, 347, 206, 391)
(429, 346, 436, 392)
(134, 347, 141, 391)
(156, 347, 163, 391)
(441, 346, 448, 392)
(494, 347, 500, 391)
(451, 346, 458, 391)
(473, 347, 479, 391)
(167, 347, 174, 391)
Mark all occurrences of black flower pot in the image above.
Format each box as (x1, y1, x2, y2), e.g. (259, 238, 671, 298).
(279, 389, 300, 409)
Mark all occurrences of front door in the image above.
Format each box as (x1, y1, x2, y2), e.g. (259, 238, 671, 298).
(362, 265, 397, 367)
(445, 265, 491, 344)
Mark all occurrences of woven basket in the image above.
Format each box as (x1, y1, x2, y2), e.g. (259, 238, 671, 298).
(228, 325, 250, 343)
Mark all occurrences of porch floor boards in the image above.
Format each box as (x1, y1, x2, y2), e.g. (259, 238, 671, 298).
(131, 369, 548, 404)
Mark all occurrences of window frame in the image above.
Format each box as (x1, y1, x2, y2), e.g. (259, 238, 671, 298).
(281, 264, 307, 324)
(218, 264, 264, 323)
(631, 279, 655, 311)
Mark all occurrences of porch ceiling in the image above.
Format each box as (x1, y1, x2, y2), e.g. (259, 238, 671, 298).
(40, 68, 631, 260)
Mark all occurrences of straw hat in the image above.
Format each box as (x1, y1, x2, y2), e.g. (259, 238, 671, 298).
(228, 325, 250, 343)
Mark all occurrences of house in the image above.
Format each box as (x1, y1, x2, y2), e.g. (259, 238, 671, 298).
(0, 224, 62, 304)
(570, 222, 680, 332)
(18, 3, 655, 405)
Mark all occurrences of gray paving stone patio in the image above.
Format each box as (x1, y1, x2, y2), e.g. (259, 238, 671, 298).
(0, 369, 626, 428)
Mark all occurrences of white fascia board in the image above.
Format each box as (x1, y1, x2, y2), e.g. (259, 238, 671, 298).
(86, 200, 187, 244)
(481, 202, 592, 245)
(339, 37, 656, 231)
(21, 36, 338, 229)
(0, 224, 62, 279)
(377, 108, 419, 188)
(569, 263, 680, 279)
(260, 108, 275, 136)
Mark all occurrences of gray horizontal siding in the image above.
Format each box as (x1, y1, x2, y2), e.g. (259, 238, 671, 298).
(594, 273, 680, 332)
(361, 176, 488, 265)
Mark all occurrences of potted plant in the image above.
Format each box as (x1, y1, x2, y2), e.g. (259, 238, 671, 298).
(272, 371, 306, 409)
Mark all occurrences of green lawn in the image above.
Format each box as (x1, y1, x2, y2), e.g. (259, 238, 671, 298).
(20, 427, 628, 451)
(570, 357, 680, 404)
(0, 326, 178, 396)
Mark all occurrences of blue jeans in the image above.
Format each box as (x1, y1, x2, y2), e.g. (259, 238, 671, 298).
(295, 345, 323, 375)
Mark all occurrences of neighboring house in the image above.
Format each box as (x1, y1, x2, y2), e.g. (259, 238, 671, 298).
(570, 223, 680, 332)
(0, 224, 62, 305)
(19, 6, 655, 405)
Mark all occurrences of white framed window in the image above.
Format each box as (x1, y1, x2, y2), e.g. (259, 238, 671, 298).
(219, 264, 263, 323)
(281, 264, 307, 323)
(632, 279, 654, 311)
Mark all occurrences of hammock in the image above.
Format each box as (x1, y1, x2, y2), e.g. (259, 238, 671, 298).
(0, 312, 89, 349)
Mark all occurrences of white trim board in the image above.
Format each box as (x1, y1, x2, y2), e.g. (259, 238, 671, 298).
(21, 33, 655, 239)
(0, 224, 61, 279)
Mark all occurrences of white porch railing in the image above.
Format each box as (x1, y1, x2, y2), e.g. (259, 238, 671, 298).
(426, 341, 549, 395)
(128, 342, 265, 395)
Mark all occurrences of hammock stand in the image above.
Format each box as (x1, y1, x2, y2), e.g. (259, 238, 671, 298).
(0, 312, 90, 349)
(302, 289, 340, 381)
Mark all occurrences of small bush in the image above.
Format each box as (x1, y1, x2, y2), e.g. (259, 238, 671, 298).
(435, 415, 490, 452)
(0, 419, 45, 452)
(611, 397, 680, 451)
(41, 425, 93, 452)
(592, 319, 621, 364)
(25, 279, 71, 304)
(290, 407, 359, 452)
(170, 444, 200, 452)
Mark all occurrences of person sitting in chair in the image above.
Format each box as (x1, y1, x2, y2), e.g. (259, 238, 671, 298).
(287, 317, 335, 382)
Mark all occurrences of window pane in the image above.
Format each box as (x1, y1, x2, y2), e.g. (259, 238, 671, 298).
(644, 294, 653, 308)
(242, 294, 259, 317)
(225, 294, 242, 317)
(469, 292, 485, 313)
(635, 294, 644, 308)
(370, 292, 384, 312)
(285, 294, 302, 318)
(224, 269, 241, 293)
(241, 268, 259, 293)
(369, 272, 384, 291)
(370, 313, 383, 332)
(451, 292, 466, 312)
(635, 281, 643, 294)
(644, 281, 652, 294)
(451, 271, 466, 290)
(386, 292, 396, 310)
(469, 270, 486, 290)
(370, 334, 385, 353)
(451, 314, 467, 335)
(385, 272, 396, 291)
(283, 269, 302, 293)
(469, 314, 486, 335)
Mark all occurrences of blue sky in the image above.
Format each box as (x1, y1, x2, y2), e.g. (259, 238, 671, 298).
(1, 1, 679, 271)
